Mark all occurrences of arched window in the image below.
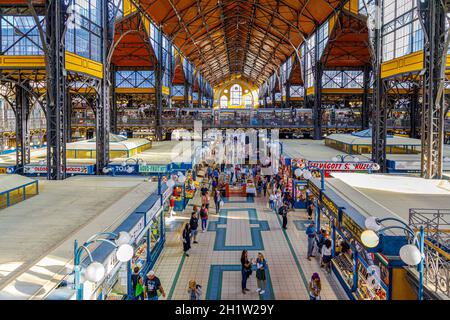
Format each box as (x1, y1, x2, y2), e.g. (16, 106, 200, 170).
(220, 95, 228, 108)
(244, 95, 253, 108)
(230, 84, 242, 106)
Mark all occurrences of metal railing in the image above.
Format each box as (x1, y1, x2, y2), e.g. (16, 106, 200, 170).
(409, 209, 450, 299)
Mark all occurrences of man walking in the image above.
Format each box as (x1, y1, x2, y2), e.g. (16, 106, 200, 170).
(305, 223, 316, 261)
(144, 270, 166, 300)
(279, 201, 289, 229)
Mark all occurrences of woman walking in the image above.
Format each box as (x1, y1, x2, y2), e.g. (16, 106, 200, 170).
(240, 250, 252, 294)
(214, 188, 222, 213)
(309, 273, 321, 300)
(200, 204, 209, 232)
(255, 252, 267, 295)
(321, 239, 333, 273)
(182, 223, 191, 257)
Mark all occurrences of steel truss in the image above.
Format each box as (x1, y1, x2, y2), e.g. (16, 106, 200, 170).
(409, 209, 450, 299)
(418, 0, 448, 179)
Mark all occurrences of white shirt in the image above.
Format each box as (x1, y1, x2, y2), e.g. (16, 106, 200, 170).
(322, 245, 332, 257)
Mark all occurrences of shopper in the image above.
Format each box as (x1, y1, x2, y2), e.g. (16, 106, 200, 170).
(214, 188, 222, 213)
(240, 250, 252, 294)
(262, 179, 267, 197)
(169, 195, 175, 218)
(189, 211, 199, 244)
(182, 223, 191, 257)
(188, 280, 202, 300)
(306, 222, 316, 260)
(309, 273, 321, 300)
(131, 267, 144, 300)
(269, 191, 275, 212)
(307, 203, 314, 220)
(144, 270, 166, 300)
(279, 201, 288, 229)
(255, 252, 267, 295)
(321, 239, 333, 273)
(200, 204, 208, 232)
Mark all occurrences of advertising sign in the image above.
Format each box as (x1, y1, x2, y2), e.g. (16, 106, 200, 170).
(139, 165, 168, 173)
(307, 161, 380, 172)
(129, 216, 145, 244)
(320, 193, 339, 220)
(23, 165, 94, 175)
(109, 164, 138, 175)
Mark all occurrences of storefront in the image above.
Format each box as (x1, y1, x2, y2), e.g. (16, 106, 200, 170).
(77, 191, 166, 300)
(306, 179, 409, 300)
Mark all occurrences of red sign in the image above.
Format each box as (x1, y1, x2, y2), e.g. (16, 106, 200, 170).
(307, 161, 380, 172)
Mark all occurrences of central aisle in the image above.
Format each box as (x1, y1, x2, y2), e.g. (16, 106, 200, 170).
(154, 193, 347, 300)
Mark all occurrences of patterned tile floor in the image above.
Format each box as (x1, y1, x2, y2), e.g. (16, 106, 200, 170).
(153, 191, 347, 300)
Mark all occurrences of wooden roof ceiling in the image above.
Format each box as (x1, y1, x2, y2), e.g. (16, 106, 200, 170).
(135, 0, 343, 86)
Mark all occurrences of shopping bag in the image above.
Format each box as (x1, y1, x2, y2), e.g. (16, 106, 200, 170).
(219, 200, 224, 207)
(312, 239, 320, 257)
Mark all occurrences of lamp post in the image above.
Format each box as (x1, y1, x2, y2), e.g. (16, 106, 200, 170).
(73, 231, 134, 300)
(331, 154, 360, 163)
(360, 216, 425, 300)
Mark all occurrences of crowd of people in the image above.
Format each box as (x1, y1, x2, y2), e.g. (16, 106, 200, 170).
(130, 162, 351, 301)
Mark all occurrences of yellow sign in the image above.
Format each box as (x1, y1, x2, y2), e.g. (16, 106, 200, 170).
(341, 212, 364, 240)
(321, 193, 339, 219)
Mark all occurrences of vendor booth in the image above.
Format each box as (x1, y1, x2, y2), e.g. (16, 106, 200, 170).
(77, 190, 166, 300)
(306, 179, 416, 300)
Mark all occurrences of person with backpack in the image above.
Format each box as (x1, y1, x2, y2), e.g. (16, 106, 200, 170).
(279, 201, 289, 229)
(188, 280, 202, 300)
(309, 273, 321, 300)
(200, 204, 208, 232)
(144, 270, 166, 300)
(131, 267, 144, 300)
(189, 211, 199, 244)
(182, 223, 191, 257)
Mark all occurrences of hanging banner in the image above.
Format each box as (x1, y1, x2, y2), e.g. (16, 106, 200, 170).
(306, 161, 380, 172)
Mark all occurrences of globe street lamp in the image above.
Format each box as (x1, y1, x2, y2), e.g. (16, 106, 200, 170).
(294, 165, 325, 191)
(73, 231, 134, 300)
(331, 154, 360, 163)
(360, 216, 425, 300)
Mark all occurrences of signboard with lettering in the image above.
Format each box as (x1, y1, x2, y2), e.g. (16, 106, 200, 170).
(307, 180, 321, 197)
(138, 165, 168, 173)
(307, 161, 380, 172)
(22, 165, 94, 175)
(129, 216, 146, 244)
(320, 193, 339, 220)
(341, 211, 365, 241)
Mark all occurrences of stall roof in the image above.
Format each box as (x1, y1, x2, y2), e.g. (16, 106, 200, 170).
(66, 138, 150, 151)
(325, 133, 421, 146)
(0, 174, 37, 194)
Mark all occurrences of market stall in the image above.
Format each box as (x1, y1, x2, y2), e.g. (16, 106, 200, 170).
(306, 179, 412, 300)
(78, 191, 166, 300)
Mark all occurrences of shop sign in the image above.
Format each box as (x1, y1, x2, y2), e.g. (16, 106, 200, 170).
(307, 161, 380, 172)
(307, 180, 321, 197)
(320, 193, 339, 220)
(129, 216, 145, 243)
(22, 165, 94, 174)
(341, 211, 365, 241)
(112, 165, 138, 174)
(291, 158, 307, 168)
(139, 165, 167, 173)
(163, 187, 171, 202)
(146, 203, 161, 222)
(0, 166, 13, 174)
